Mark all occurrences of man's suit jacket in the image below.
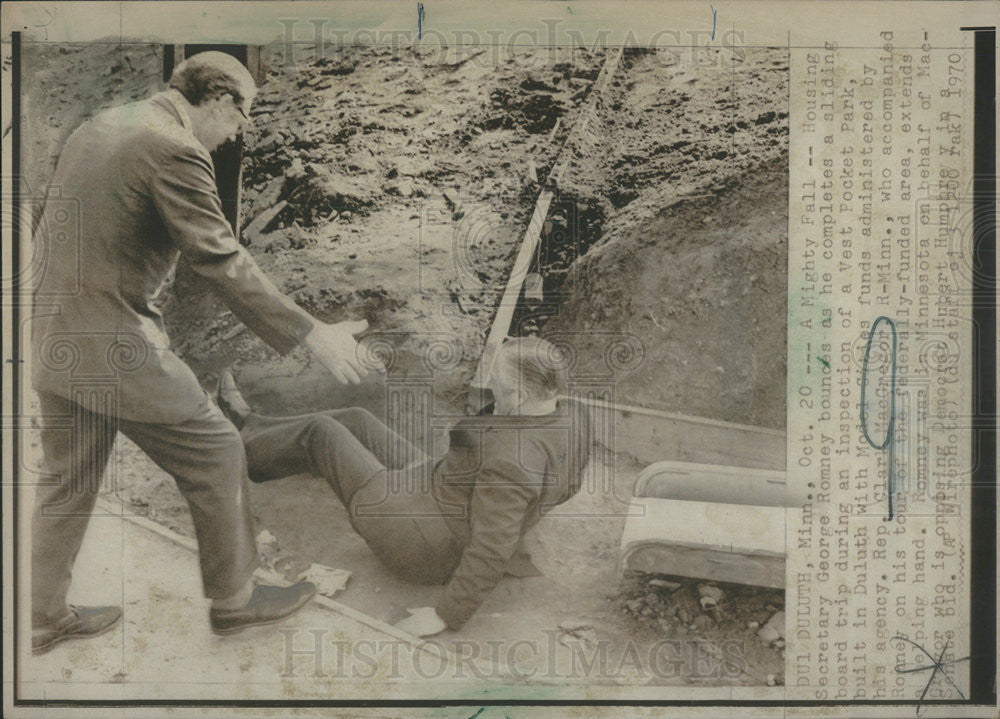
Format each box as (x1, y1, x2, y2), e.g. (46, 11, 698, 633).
(31, 91, 315, 423)
(430, 400, 593, 629)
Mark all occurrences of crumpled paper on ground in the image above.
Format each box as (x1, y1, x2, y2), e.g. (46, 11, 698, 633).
(303, 563, 352, 598)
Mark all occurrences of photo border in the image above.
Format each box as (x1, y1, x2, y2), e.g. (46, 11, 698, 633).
(1, 10, 995, 714)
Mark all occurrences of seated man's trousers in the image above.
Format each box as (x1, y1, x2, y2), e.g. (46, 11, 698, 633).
(240, 407, 463, 584)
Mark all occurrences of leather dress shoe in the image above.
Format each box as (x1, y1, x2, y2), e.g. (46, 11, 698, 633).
(209, 581, 316, 635)
(215, 369, 252, 430)
(32, 605, 122, 655)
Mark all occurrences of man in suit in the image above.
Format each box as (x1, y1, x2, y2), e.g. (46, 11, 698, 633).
(213, 337, 593, 638)
(30, 51, 377, 654)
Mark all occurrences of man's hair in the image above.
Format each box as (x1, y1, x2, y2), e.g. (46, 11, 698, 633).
(168, 51, 255, 106)
(499, 337, 568, 400)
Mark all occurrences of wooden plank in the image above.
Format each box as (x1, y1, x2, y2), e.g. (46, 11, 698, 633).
(246, 45, 267, 85)
(576, 397, 786, 471)
(548, 47, 624, 189)
(162, 45, 175, 83)
(611, 409, 784, 470)
(621, 542, 786, 589)
(573, 395, 787, 438)
(470, 188, 553, 394)
(163, 45, 186, 83)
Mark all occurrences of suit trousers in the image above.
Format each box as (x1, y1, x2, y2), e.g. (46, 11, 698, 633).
(241, 408, 463, 584)
(31, 391, 259, 626)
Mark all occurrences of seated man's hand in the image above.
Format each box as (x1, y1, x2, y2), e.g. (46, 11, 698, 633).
(394, 606, 447, 637)
(303, 319, 383, 385)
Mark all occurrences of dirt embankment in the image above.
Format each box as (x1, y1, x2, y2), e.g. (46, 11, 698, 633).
(539, 47, 789, 428)
(21, 42, 788, 428)
(161, 43, 609, 415)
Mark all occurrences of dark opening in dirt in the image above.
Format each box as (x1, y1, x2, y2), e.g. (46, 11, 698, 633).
(509, 192, 608, 336)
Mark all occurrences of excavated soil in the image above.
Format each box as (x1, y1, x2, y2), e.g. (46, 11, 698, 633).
(162, 43, 611, 417)
(20, 39, 788, 684)
(540, 46, 788, 427)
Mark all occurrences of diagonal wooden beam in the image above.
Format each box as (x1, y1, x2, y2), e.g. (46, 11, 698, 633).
(468, 48, 624, 409)
(469, 188, 554, 402)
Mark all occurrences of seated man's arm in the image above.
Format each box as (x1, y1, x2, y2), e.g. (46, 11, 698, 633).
(434, 456, 541, 631)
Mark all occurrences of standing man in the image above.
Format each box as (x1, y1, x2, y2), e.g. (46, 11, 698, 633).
(30, 52, 376, 654)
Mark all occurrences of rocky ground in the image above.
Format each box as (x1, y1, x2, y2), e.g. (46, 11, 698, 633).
(618, 571, 786, 685)
(20, 38, 789, 685)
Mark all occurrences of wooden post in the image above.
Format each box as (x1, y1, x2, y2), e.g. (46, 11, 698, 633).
(246, 45, 267, 85)
(162, 44, 184, 82)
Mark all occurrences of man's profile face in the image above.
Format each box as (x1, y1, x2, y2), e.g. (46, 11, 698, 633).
(199, 91, 254, 151)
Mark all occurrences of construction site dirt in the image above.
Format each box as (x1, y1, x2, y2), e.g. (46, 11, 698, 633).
(22, 39, 789, 685)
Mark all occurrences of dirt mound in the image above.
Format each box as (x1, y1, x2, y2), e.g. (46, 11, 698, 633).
(239, 45, 606, 232)
(536, 47, 788, 428)
(163, 44, 609, 413)
(544, 157, 788, 428)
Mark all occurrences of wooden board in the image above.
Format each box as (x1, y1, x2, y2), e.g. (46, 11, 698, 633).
(621, 541, 786, 589)
(468, 48, 625, 409)
(470, 188, 554, 395)
(579, 397, 786, 471)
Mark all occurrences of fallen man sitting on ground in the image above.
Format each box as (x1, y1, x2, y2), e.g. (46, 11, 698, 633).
(216, 337, 593, 636)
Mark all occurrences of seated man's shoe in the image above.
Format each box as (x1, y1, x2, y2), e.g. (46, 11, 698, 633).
(32, 605, 122, 655)
(209, 581, 316, 635)
(216, 370, 253, 429)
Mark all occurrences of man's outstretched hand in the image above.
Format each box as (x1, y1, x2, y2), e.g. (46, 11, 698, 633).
(303, 319, 382, 384)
